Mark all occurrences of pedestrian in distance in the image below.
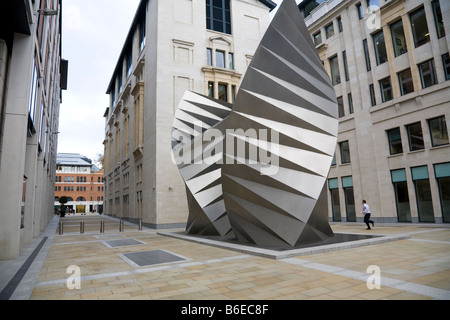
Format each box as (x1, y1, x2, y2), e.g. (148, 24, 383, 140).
(361, 200, 374, 230)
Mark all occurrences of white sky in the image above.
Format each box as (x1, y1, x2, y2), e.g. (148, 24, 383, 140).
(59, 0, 141, 162)
(58, 0, 301, 164)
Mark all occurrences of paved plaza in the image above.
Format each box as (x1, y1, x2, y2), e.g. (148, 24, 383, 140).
(1, 214, 449, 302)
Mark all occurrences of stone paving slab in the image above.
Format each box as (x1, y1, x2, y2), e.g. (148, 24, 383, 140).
(1, 215, 449, 302)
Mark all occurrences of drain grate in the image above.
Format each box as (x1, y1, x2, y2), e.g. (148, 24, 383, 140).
(102, 238, 145, 248)
(119, 250, 187, 267)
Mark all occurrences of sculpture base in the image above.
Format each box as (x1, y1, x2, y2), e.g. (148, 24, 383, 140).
(158, 231, 410, 260)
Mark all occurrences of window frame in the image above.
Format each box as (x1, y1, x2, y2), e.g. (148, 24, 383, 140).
(325, 22, 334, 39)
(342, 50, 349, 81)
(313, 31, 322, 46)
(428, 116, 449, 147)
(418, 59, 438, 89)
(363, 39, 372, 71)
(373, 30, 388, 65)
(339, 140, 351, 164)
(379, 77, 393, 102)
(406, 121, 425, 151)
(432, 0, 445, 39)
(390, 19, 407, 57)
(206, 0, 232, 35)
(357, 3, 363, 20)
(410, 6, 430, 48)
(398, 68, 414, 96)
(329, 55, 341, 86)
(369, 84, 376, 106)
(442, 53, 450, 81)
(387, 127, 403, 155)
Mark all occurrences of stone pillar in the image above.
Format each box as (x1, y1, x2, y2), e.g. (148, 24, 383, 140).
(0, 34, 34, 260)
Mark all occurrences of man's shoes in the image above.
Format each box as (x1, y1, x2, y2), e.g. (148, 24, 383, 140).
(366, 228, 371, 230)
(371, 221, 375, 227)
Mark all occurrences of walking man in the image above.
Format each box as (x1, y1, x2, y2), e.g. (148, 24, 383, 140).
(361, 200, 374, 230)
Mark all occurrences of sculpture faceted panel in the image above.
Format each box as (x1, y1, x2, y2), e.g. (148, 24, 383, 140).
(171, 0, 338, 248)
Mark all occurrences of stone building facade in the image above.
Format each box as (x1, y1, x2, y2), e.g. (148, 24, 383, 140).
(0, 0, 67, 260)
(103, 0, 275, 228)
(301, 0, 450, 223)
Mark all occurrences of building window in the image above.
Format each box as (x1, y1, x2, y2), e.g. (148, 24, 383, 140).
(126, 51, 132, 78)
(139, 17, 146, 52)
(207, 48, 212, 66)
(428, 116, 449, 147)
(28, 57, 39, 137)
(373, 30, 387, 65)
(357, 3, 363, 20)
(442, 53, 450, 80)
(218, 83, 227, 102)
(329, 55, 340, 86)
(118, 71, 122, 94)
(313, 31, 322, 46)
(342, 51, 349, 81)
(337, 17, 343, 32)
(337, 96, 344, 118)
(432, 0, 445, 38)
(418, 60, 438, 89)
(434, 163, 450, 222)
(328, 178, 341, 221)
(208, 82, 214, 98)
(325, 22, 334, 39)
(348, 93, 354, 114)
(111, 85, 116, 107)
(363, 39, 371, 71)
(391, 19, 407, 57)
(398, 68, 414, 96)
(411, 166, 434, 222)
(228, 53, 234, 70)
(369, 84, 376, 106)
(299, 0, 327, 18)
(406, 122, 424, 151)
(340, 140, 351, 164)
(410, 7, 430, 48)
(206, 0, 231, 35)
(387, 127, 403, 155)
(342, 176, 356, 222)
(391, 169, 412, 222)
(216, 50, 225, 68)
(379, 77, 392, 102)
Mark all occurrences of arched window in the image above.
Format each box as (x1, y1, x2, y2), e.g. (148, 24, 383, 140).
(76, 197, 86, 202)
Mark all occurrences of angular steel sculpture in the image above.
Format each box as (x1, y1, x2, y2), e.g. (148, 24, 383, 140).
(171, 0, 338, 248)
(171, 91, 234, 237)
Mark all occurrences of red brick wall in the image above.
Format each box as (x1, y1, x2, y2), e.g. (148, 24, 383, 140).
(55, 171, 104, 203)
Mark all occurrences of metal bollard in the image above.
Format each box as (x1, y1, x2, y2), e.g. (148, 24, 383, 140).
(80, 221, 84, 234)
(100, 221, 105, 233)
(138, 218, 142, 231)
(119, 220, 124, 232)
(58, 222, 63, 235)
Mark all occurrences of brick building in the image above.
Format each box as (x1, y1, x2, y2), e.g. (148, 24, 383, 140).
(54, 153, 104, 214)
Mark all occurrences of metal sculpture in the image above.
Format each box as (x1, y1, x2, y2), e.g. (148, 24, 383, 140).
(171, 91, 234, 237)
(171, 0, 338, 248)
